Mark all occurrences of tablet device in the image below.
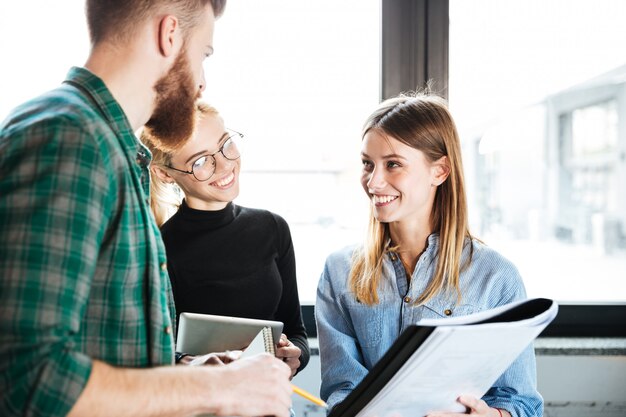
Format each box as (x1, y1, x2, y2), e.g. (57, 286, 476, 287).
(176, 312, 284, 355)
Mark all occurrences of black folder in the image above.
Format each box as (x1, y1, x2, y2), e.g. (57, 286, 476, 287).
(328, 298, 556, 417)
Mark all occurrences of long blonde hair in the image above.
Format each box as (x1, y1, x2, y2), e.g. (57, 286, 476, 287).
(140, 101, 220, 226)
(349, 93, 473, 305)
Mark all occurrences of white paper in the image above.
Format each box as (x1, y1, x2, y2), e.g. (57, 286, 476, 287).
(356, 300, 558, 417)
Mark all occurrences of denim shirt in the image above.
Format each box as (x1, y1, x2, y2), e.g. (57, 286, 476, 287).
(315, 234, 543, 417)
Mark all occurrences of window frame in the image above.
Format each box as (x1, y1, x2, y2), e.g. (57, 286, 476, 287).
(381, 0, 449, 100)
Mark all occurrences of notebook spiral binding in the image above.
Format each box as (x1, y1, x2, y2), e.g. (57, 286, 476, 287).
(262, 326, 275, 355)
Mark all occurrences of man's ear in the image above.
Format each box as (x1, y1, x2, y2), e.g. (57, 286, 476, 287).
(151, 164, 176, 184)
(431, 156, 451, 186)
(157, 15, 182, 57)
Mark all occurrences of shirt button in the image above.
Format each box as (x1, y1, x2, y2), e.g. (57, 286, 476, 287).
(390, 254, 397, 261)
(160, 262, 167, 271)
(444, 309, 452, 316)
(164, 325, 172, 334)
(403, 296, 411, 303)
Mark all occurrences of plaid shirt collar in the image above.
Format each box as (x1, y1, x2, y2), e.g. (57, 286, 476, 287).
(64, 66, 153, 186)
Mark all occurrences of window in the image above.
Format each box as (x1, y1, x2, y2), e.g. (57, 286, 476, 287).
(449, 0, 626, 303)
(0, 1, 89, 120)
(558, 100, 621, 250)
(207, 1, 380, 302)
(6, 1, 621, 310)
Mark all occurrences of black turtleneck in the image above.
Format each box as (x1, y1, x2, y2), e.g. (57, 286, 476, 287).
(160, 200, 309, 372)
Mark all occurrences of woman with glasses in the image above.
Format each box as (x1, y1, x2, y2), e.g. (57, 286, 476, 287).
(316, 93, 542, 416)
(141, 102, 309, 378)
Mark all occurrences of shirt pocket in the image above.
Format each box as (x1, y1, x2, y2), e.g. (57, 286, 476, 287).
(343, 296, 382, 348)
(421, 300, 480, 319)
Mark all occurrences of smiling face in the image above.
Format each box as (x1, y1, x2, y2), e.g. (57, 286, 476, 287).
(167, 113, 241, 211)
(360, 130, 447, 228)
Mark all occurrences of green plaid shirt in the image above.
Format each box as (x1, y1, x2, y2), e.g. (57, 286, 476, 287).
(0, 67, 176, 417)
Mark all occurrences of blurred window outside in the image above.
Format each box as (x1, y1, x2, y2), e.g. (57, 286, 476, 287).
(3, 1, 623, 304)
(450, 0, 626, 302)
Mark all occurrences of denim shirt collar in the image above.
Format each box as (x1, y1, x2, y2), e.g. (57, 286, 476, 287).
(387, 233, 440, 297)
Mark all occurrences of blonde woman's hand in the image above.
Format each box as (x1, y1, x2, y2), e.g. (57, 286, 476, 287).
(426, 395, 511, 417)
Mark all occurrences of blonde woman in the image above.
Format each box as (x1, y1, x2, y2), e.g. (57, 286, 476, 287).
(141, 102, 309, 378)
(316, 94, 541, 416)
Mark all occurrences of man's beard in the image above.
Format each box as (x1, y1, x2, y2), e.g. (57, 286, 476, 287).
(145, 48, 200, 152)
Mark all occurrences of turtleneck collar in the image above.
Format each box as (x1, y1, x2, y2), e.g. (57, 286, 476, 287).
(177, 199, 236, 229)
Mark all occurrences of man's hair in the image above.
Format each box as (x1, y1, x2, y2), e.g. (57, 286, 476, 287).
(85, 0, 226, 45)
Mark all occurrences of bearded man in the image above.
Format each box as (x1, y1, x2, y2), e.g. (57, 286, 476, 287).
(0, 2, 292, 417)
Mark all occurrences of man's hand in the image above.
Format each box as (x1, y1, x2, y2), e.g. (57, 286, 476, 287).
(178, 351, 242, 366)
(210, 353, 292, 417)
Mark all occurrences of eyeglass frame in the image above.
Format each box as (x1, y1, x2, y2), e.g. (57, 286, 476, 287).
(164, 129, 244, 182)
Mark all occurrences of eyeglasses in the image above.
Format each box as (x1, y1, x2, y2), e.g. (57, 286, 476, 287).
(166, 129, 244, 181)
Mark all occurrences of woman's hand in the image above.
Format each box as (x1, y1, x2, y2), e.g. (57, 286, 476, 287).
(426, 395, 510, 417)
(275, 333, 301, 379)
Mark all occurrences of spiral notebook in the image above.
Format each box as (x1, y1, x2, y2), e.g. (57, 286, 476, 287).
(241, 326, 276, 357)
(176, 312, 283, 356)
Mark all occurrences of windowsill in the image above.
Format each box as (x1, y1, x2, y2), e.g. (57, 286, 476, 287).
(307, 337, 626, 356)
(534, 337, 626, 356)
